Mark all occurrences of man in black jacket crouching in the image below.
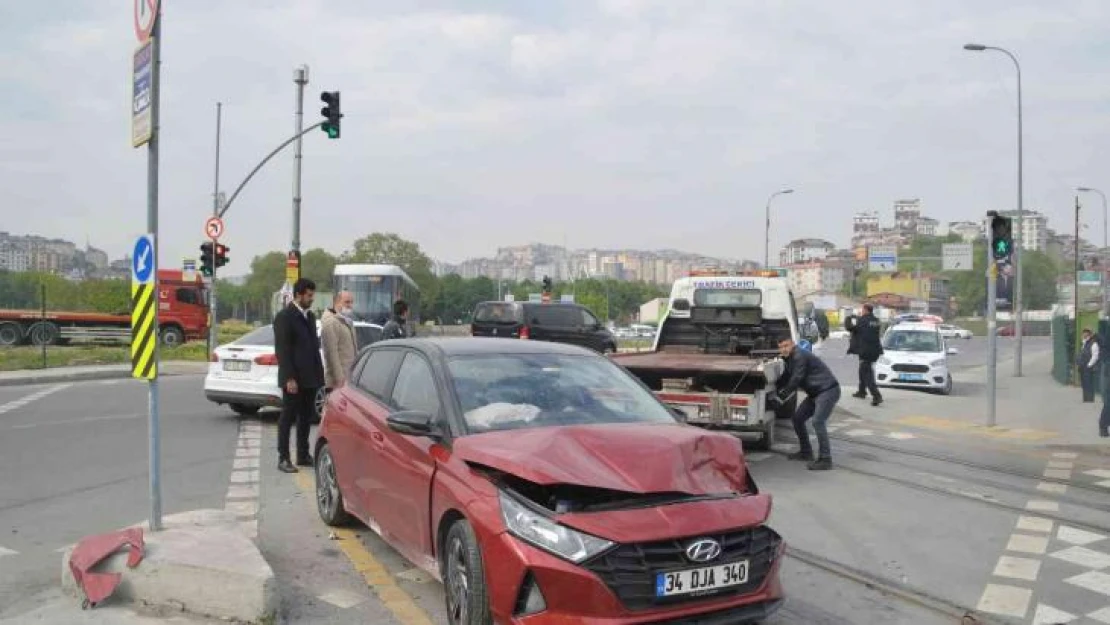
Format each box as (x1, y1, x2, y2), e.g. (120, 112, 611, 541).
(775, 337, 840, 471)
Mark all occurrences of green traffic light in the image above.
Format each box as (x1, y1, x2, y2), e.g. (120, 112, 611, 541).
(327, 126, 339, 139)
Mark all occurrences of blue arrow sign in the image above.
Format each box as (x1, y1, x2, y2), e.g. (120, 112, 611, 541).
(132, 234, 155, 284)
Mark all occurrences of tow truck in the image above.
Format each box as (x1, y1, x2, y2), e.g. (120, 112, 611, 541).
(610, 269, 802, 450)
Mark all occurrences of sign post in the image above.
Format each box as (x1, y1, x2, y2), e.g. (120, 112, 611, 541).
(132, 0, 163, 532)
(986, 213, 998, 428)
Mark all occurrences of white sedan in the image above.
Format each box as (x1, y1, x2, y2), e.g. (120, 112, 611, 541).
(874, 322, 957, 395)
(938, 324, 973, 340)
(204, 320, 382, 417)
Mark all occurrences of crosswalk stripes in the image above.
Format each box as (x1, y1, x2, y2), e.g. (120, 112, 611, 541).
(0, 545, 17, 558)
(0, 384, 71, 415)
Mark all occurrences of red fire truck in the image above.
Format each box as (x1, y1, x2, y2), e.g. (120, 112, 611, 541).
(0, 269, 210, 347)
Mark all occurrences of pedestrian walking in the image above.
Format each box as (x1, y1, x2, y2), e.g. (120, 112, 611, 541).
(1077, 328, 1101, 403)
(273, 278, 325, 474)
(321, 290, 358, 391)
(847, 303, 884, 406)
(381, 300, 410, 340)
(775, 337, 841, 471)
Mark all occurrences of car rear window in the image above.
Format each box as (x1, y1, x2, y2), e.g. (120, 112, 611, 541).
(474, 303, 521, 323)
(527, 305, 580, 326)
(235, 325, 274, 346)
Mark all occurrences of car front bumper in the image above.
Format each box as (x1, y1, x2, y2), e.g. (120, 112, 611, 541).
(483, 527, 785, 625)
(875, 364, 949, 390)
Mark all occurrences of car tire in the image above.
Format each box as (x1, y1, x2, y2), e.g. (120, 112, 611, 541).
(315, 443, 350, 526)
(313, 388, 329, 424)
(159, 325, 185, 348)
(442, 519, 492, 625)
(939, 374, 953, 396)
(230, 404, 260, 416)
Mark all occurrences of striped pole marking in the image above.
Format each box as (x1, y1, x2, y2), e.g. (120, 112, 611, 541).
(131, 281, 157, 379)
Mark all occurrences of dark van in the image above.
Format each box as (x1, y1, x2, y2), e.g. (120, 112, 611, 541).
(470, 301, 618, 353)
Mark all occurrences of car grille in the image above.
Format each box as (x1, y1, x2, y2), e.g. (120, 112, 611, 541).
(892, 364, 929, 373)
(580, 526, 781, 611)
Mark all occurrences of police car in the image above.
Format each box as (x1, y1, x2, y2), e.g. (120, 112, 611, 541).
(874, 322, 957, 395)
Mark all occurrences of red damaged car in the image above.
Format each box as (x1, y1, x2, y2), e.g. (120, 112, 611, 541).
(314, 338, 784, 624)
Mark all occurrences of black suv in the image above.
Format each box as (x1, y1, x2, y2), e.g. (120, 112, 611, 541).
(470, 301, 618, 353)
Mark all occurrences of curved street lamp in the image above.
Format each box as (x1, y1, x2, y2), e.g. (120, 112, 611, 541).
(964, 42, 1026, 376)
(765, 189, 795, 268)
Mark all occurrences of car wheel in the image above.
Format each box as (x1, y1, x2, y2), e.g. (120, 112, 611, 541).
(159, 325, 185, 347)
(315, 443, 350, 526)
(230, 404, 260, 416)
(939, 374, 953, 396)
(314, 388, 329, 424)
(443, 520, 492, 625)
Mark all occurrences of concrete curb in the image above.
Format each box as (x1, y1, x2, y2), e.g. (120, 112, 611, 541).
(60, 509, 276, 624)
(0, 362, 207, 387)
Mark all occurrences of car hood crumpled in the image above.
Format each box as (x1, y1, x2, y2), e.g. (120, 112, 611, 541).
(453, 423, 746, 495)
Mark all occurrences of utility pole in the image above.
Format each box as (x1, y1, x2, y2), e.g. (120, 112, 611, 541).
(292, 65, 308, 268)
(1075, 196, 1081, 384)
(209, 102, 222, 354)
(985, 213, 998, 427)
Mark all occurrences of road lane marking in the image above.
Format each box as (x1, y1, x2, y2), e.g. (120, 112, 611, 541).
(1032, 604, 1076, 624)
(0, 545, 17, 558)
(993, 555, 1041, 581)
(1057, 526, 1107, 546)
(977, 583, 1031, 618)
(224, 420, 263, 541)
(1044, 469, 1072, 479)
(1037, 482, 1068, 494)
(5, 412, 145, 430)
(1025, 500, 1060, 512)
(0, 384, 72, 415)
(1064, 570, 1110, 597)
(291, 471, 435, 625)
(1083, 469, 1110, 479)
(1050, 546, 1110, 569)
(1089, 606, 1110, 622)
(1006, 534, 1049, 555)
(1016, 516, 1054, 533)
(1047, 461, 1075, 470)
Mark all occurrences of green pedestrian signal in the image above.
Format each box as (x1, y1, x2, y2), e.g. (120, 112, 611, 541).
(990, 215, 1013, 261)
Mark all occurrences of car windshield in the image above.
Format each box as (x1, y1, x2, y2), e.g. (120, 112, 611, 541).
(234, 325, 274, 346)
(447, 353, 677, 433)
(883, 330, 942, 353)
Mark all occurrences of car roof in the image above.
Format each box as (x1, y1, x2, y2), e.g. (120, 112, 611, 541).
(378, 336, 597, 357)
(888, 322, 939, 332)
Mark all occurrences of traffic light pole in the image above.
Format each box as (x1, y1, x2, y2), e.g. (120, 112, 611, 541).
(986, 223, 998, 427)
(209, 102, 222, 355)
(216, 121, 323, 221)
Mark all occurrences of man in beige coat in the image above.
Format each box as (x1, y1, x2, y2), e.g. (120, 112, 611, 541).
(320, 290, 358, 389)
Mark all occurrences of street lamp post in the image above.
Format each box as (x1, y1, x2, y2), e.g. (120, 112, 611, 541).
(1078, 186, 1108, 314)
(964, 43, 1025, 376)
(765, 189, 795, 268)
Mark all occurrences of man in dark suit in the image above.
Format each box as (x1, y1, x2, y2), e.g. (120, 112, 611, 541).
(273, 278, 325, 473)
(848, 303, 884, 406)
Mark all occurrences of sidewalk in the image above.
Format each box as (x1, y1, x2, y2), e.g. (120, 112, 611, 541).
(0, 591, 225, 625)
(0, 361, 208, 387)
(836, 351, 1107, 448)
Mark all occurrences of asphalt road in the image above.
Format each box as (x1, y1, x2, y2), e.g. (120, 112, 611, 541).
(0, 376, 239, 616)
(3, 370, 1108, 625)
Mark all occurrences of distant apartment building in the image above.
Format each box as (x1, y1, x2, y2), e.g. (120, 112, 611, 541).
(915, 217, 939, 237)
(787, 262, 848, 297)
(948, 221, 983, 243)
(867, 272, 951, 315)
(852, 211, 881, 248)
(996, 209, 1049, 252)
(894, 199, 922, 235)
(778, 238, 836, 266)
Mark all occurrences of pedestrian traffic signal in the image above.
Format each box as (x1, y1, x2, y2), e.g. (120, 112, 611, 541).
(990, 215, 1013, 260)
(214, 243, 229, 269)
(320, 91, 342, 139)
(199, 242, 215, 277)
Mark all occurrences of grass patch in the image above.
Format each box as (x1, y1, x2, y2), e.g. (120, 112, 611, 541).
(0, 334, 232, 372)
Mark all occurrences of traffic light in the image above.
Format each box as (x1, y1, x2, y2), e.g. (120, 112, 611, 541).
(320, 91, 342, 139)
(199, 242, 214, 277)
(214, 243, 229, 269)
(542, 276, 553, 293)
(990, 214, 1013, 260)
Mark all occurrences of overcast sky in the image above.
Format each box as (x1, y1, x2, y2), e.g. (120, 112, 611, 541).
(3, 0, 1109, 275)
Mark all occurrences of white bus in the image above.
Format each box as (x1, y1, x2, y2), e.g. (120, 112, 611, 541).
(333, 264, 421, 326)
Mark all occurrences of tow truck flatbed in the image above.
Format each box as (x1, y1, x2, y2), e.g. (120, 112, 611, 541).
(610, 350, 769, 376)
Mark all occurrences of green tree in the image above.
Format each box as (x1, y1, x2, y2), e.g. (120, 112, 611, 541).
(301, 248, 337, 287)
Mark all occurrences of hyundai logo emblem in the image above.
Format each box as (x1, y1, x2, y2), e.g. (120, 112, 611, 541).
(684, 538, 722, 563)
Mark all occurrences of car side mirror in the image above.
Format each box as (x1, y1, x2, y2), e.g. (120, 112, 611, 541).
(947, 347, 959, 356)
(386, 410, 441, 438)
(672, 298, 691, 311)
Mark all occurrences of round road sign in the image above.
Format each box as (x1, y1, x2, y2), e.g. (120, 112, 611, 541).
(205, 216, 225, 240)
(134, 0, 160, 43)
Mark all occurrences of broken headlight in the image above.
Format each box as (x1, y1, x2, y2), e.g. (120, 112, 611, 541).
(499, 491, 614, 564)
